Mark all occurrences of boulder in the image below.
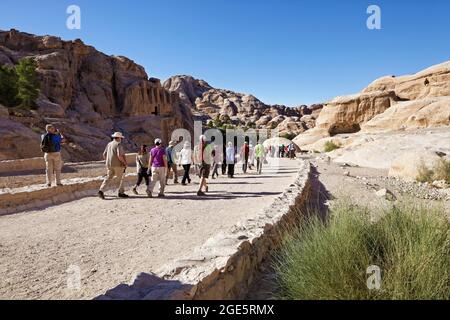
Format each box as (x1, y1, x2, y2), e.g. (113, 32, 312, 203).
(324, 128, 450, 170)
(375, 188, 397, 201)
(0, 118, 42, 160)
(36, 97, 65, 118)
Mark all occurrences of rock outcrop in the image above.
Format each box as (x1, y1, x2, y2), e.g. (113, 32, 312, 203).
(164, 75, 322, 135)
(163, 75, 213, 110)
(294, 61, 450, 149)
(0, 29, 193, 161)
(362, 97, 450, 132)
(363, 61, 450, 100)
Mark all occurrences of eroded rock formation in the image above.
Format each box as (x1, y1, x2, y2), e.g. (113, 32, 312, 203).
(0, 29, 193, 161)
(164, 75, 322, 136)
(294, 61, 450, 149)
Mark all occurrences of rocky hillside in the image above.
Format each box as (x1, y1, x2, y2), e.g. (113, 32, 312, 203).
(164, 75, 322, 136)
(0, 29, 194, 161)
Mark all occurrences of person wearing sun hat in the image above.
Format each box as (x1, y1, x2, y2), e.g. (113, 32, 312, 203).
(98, 132, 129, 200)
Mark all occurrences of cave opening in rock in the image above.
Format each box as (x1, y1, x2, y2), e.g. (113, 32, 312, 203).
(329, 123, 361, 136)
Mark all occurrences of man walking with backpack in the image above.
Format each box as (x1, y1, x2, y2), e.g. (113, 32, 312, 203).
(98, 132, 129, 200)
(41, 124, 65, 187)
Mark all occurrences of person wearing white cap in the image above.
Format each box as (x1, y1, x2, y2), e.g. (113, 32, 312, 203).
(147, 138, 168, 198)
(98, 132, 129, 199)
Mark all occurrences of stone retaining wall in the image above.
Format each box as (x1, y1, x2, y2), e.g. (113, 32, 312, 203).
(0, 166, 186, 216)
(0, 174, 138, 216)
(0, 154, 138, 173)
(97, 161, 312, 300)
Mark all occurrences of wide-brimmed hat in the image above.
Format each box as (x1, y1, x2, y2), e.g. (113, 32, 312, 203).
(111, 132, 125, 139)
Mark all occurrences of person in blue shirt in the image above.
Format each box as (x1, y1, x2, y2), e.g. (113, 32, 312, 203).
(40, 124, 65, 187)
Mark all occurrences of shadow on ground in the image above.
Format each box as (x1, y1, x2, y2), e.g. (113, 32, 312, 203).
(95, 272, 193, 300)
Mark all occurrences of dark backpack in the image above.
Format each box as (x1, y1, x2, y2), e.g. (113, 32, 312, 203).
(40, 133, 55, 153)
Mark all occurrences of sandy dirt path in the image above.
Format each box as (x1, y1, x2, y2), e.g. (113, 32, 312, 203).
(0, 158, 300, 300)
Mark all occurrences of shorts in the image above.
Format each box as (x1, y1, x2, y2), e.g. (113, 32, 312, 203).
(199, 164, 211, 179)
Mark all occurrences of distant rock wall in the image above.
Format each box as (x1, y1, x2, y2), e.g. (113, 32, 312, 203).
(164, 75, 321, 136)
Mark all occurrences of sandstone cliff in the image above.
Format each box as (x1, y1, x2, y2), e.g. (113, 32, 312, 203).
(294, 61, 450, 148)
(0, 29, 194, 161)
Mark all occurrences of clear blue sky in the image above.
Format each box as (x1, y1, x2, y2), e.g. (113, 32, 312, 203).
(1, 0, 450, 106)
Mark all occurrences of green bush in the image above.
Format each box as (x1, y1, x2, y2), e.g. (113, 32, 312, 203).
(16, 58, 40, 109)
(274, 201, 450, 300)
(0, 58, 40, 109)
(0, 64, 19, 107)
(324, 141, 341, 153)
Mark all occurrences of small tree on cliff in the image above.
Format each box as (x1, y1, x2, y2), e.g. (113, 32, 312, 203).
(15, 58, 40, 109)
(0, 64, 19, 107)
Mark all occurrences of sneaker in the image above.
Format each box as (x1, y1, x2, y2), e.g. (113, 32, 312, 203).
(132, 187, 138, 195)
(182, 183, 187, 186)
(98, 191, 105, 200)
(157, 193, 165, 198)
(118, 193, 129, 198)
(197, 191, 206, 196)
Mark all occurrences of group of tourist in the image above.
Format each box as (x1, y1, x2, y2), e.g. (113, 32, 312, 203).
(40, 124, 273, 199)
(98, 133, 269, 199)
(267, 143, 297, 159)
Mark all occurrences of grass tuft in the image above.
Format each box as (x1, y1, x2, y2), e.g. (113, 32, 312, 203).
(416, 158, 450, 184)
(324, 141, 341, 153)
(274, 200, 450, 300)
